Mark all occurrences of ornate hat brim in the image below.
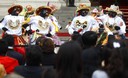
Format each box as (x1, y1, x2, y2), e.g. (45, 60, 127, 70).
(8, 5, 23, 14)
(36, 6, 52, 15)
(107, 8, 117, 12)
(76, 8, 90, 12)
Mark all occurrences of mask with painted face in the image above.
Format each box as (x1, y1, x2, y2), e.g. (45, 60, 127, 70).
(39, 9, 49, 18)
(11, 7, 20, 16)
(108, 11, 117, 18)
(80, 10, 88, 16)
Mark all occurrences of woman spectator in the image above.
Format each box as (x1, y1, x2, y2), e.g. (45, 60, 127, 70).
(105, 40, 128, 78)
(56, 41, 83, 78)
(0, 39, 19, 74)
(14, 45, 43, 78)
(36, 37, 56, 68)
(2, 34, 25, 65)
(81, 31, 104, 78)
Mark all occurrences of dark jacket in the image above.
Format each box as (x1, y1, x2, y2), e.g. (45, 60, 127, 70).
(41, 52, 56, 68)
(14, 66, 55, 78)
(7, 49, 25, 65)
(82, 47, 103, 78)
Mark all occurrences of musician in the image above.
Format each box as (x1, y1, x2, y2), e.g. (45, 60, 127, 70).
(68, 4, 99, 35)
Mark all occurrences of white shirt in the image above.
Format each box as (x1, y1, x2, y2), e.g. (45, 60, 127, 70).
(98, 15, 126, 34)
(27, 16, 55, 35)
(0, 15, 24, 36)
(48, 15, 61, 29)
(92, 70, 109, 78)
(68, 15, 99, 35)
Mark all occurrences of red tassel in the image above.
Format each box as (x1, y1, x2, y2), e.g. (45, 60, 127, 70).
(78, 29, 83, 33)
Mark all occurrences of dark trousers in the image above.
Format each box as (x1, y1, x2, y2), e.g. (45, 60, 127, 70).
(69, 0, 75, 6)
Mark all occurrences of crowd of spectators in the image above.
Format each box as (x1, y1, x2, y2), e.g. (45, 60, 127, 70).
(0, 26, 127, 78)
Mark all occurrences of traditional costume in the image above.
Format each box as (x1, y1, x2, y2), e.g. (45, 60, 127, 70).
(96, 5, 126, 46)
(48, 4, 62, 32)
(0, 5, 26, 55)
(25, 6, 61, 45)
(0, 5, 24, 36)
(68, 4, 99, 35)
(24, 6, 52, 44)
(97, 5, 126, 38)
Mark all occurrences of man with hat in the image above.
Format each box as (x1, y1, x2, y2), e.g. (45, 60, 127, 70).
(0, 4, 24, 36)
(25, 6, 61, 45)
(68, 4, 99, 35)
(24, 6, 53, 44)
(0, 5, 27, 55)
(97, 5, 126, 39)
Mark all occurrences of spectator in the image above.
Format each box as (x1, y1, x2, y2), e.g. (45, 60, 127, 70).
(56, 41, 83, 78)
(2, 34, 25, 65)
(0, 39, 19, 74)
(72, 31, 81, 40)
(81, 31, 104, 78)
(14, 45, 43, 78)
(81, 31, 98, 49)
(36, 37, 56, 68)
(105, 48, 124, 78)
(13, 45, 56, 78)
(103, 40, 128, 78)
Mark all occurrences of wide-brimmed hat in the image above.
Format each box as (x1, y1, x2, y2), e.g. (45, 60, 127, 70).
(76, 4, 90, 12)
(107, 5, 118, 12)
(49, 4, 57, 14)
(36, 6, 52, 15)
(8, 5, 23, 14)
(104, 7, 109, 10)
(116, 10, 123, 15)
